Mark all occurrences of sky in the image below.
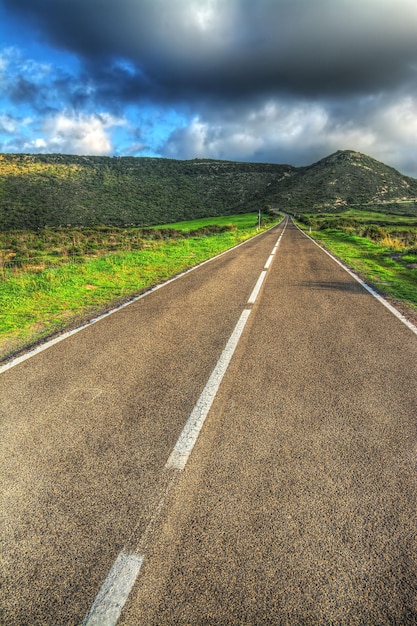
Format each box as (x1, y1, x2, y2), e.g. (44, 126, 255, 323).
(1, 0, 417, 177)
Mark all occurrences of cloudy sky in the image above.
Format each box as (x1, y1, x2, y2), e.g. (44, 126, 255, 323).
(1, 0, 417, 176)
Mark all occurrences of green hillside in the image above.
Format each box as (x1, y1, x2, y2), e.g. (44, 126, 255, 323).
(0, 154, 291, 229)
(274, 150, 417, 212)
(1, 150, 416, 230)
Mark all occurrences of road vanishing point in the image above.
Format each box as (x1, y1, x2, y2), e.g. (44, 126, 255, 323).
(1, 219, 416, 625)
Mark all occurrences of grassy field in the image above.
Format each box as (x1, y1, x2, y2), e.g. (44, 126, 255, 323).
(153, 213, 264, 230)
(341, 209, 417, 225)
(0, 212, 280, 361)
(300, 209, 417, 229)
(296, 209, 417, 317)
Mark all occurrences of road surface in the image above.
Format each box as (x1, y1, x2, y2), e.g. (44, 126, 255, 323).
(1, 220, 416, 625)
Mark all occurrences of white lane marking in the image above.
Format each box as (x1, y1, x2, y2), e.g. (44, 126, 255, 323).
(82, 472, 177, 626)
(271, 219, 287, 254)
(167, 222, 288, 471)
(166, 308, 252, 470)
(83, 308, 254, 623)
(82, 224, 288, 625)
(1, 223, 283, 375)
(248, 270, 267, 304)
(247, 220, 288, 305)
(264, 254, 274, 269)
(296, 224, 417, 336)
(82, 551, 143, 626)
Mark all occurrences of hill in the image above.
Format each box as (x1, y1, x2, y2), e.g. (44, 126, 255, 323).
(272, 150, 417, 212)
(1, 151, 416, 230)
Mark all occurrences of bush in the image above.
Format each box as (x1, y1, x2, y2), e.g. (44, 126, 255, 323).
(380, 235, 405, 251)
(362, 225, 387, 241)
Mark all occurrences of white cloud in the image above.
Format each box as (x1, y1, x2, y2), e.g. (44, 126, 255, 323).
(0, 113, 32, 134)
(162, 102, 331, 161)
(377, 96, 417, 143)
(25, 112, 126, 155)
(0, 46, 51, 80)
(364, 96, 417, 175)
(161, 96, 417, 176)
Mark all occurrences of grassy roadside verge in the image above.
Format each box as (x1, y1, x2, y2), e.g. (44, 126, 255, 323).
(296, 222, 417, 324)
(0, 213, 281, 361)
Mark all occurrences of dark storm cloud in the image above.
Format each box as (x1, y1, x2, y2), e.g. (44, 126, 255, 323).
(2, 0, 417, 175)
(8, 75, 40, 105)
(3, 0, 417, 105)
(1, 53, 90, 115)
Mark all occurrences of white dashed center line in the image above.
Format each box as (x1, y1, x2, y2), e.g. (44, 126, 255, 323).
(82, 219, 288, 626)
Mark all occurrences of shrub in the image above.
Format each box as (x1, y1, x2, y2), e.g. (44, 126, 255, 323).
(362, 225, 387, 241)
(380, 235, 406, 251)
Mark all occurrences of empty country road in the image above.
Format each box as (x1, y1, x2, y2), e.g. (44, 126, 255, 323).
(1, 220, 416, 625)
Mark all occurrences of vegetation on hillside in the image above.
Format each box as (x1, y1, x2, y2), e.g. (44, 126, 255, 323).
(279, 151, 417, 212)
(0, 153, 290, 229)
(1, 150, 416, 231)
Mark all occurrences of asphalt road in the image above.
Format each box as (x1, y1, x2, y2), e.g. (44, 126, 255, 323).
(1, 220, 416, 625)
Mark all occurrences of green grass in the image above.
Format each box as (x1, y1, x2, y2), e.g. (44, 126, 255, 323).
(341, 209, 417, 225)
(0, 213, 282, 360)
(300, 208, 417, 229)
(295, 209, 417, 317)
(153, 212, 263, 231)
(304, 227, 417, 310)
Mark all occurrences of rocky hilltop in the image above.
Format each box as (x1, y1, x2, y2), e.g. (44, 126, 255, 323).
(273, 150, 417, 210)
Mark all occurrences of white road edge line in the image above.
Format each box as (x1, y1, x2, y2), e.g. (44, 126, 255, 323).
(82, 551, 143, 626)
(166, 308, 252, 471)
(296, 223, 417, 336)
(0, 222, 285, 375)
